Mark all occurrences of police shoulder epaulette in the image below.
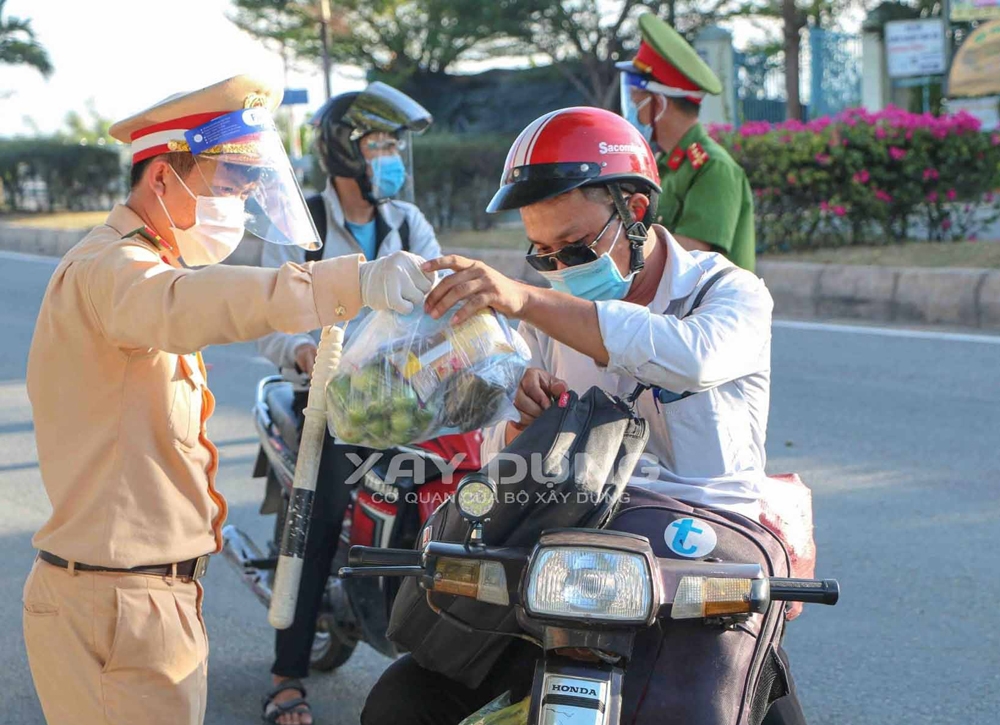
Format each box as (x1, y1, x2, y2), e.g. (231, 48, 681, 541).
(686, 142, 710, 169)
(123, 226, 175, 263)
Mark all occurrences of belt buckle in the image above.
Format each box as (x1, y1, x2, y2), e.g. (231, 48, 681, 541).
(192, 555, 210, 580)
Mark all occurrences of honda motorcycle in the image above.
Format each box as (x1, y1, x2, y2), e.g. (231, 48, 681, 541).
(342, 474, 840, 725)
(221, 374, 482, 670)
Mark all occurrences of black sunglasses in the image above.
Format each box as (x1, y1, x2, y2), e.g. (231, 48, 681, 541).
(525, 211, 619, 272)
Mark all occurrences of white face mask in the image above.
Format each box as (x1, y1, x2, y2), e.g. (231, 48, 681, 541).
(157, 166, 245, 267)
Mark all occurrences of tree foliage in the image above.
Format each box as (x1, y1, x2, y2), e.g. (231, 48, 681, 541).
(230, 1, 729, 110)
(0, 139, 123, 212)
(0, 0, 53, 81)
(503, 0, 652, 109)
(58, 100, 114, 145)
(229, 0, 323, 64)
(231, 0, 527, 84)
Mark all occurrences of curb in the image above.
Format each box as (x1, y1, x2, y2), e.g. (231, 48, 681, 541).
(758, 260, 999, 329)
(2, 223, 996, 330)
(0, 224, 84, 257)
(468, 250, 1000, 331)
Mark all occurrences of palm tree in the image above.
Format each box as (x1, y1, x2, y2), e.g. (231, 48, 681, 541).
(0, 0, 53, 78)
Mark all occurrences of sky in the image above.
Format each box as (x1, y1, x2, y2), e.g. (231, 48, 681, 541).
(0, 0, 364, 137)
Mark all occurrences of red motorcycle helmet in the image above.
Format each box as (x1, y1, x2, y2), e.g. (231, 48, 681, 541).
(487, 107, 661, 272)
(487, 106, 661, 213)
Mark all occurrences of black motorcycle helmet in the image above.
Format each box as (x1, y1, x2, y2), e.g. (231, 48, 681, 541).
(311, 82, 432, 204)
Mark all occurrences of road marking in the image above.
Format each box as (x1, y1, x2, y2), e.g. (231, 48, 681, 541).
(774, 319, 1000, 345)
(0, 250, 60, 266)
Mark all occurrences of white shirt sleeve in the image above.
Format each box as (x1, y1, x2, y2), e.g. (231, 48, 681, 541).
(479, 321, 544, 464)
(595, 271, 773, 393)
(256, 240, 318, 369)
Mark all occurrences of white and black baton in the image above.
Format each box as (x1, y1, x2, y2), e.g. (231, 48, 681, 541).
(269, 324, 345, 629)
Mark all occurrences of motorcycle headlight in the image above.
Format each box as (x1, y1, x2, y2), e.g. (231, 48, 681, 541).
(524, 547, 653, 623)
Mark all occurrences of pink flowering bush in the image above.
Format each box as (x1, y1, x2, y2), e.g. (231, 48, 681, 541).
(708, 106, 1000, 250)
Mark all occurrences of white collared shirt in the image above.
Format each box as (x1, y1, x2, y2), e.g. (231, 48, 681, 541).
(483, 227, 773, 516)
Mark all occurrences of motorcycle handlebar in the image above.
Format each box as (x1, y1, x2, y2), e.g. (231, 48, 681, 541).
(769, 578, 840, 605)
(348, 545, 422, 568)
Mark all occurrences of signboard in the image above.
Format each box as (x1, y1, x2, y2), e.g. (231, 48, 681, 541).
(951, 0, 1000, 22)
(885, 19, 947, 79)
(948, 20, 1000, 97)
(946, 96, 1000, 130)
(281, 88, 309, 106)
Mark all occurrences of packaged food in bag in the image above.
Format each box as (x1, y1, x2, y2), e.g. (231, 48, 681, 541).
(457, 692, 529, 725)
(326, 308, 529, 449)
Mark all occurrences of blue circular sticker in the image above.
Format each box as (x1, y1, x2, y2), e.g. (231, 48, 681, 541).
(665, 517, 718, 558)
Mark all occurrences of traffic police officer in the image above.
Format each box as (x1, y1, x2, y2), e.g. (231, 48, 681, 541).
(618, 13, 757, 272)
(22, 74, 434, 725)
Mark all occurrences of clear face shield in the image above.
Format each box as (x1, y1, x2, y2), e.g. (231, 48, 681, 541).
(620, 71, 660, 144)
(184, 107, 321, 251)
(620, 71, 705, 148)
(358, 131, 415, 202)
(344, 82, 431, 204)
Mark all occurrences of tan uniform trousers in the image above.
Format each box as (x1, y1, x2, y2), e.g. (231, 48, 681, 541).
(22, 558, 208, 725)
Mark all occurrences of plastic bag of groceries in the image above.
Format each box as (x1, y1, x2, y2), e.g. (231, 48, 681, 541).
(757, 473, 817, 621)
(457, 692, 529, 725)
(326, 308, 530, 449)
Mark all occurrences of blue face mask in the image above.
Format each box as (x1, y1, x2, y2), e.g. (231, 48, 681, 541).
(369, 154, 407, 199)
(624, 96, 654, 144)
(536, 223, 637, 301)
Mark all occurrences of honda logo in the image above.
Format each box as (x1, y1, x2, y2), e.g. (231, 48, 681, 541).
(549, 684, 599, 697)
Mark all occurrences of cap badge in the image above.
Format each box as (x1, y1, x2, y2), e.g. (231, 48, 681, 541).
(243, 93, 268, 109)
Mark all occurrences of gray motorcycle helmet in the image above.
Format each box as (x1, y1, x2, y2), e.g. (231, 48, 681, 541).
(311, 82, 432, 203)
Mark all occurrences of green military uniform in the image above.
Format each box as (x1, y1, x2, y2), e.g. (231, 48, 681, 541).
(618, 14, 757, 271)
(656, 123, 756, 272)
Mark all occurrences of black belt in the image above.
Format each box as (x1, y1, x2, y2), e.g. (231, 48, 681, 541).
(38, 551, 210, 580)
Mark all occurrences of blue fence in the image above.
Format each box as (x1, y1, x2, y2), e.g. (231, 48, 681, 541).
(735, 29, 861, 124)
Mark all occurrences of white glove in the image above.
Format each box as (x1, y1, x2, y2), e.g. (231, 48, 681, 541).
(359, 251, 436, 314)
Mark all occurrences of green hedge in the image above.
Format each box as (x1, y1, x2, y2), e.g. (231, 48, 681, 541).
(412, 133, 513, 230)
(709, 107, 1000, 251)
(0, 139, 125, 213)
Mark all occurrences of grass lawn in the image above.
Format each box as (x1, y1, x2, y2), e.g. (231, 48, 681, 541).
(766, 240, 1000, 269)
(438, 226, 526, 250)
(5, 213, 998, 269)
(1, 211, 109, 229)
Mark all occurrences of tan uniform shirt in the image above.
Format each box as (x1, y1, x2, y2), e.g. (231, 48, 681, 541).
(27, 204, 362, 568)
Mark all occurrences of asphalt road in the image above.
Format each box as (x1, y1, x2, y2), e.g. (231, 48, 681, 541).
(1, 250, 998, 724)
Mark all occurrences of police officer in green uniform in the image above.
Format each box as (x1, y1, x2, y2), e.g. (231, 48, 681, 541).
(618, 13, 757, 272)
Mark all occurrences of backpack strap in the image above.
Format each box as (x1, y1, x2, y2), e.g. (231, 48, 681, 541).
(307, 195, 411, 262)
(305, 194, 326, 263)
(626, 265, 741, 406)
(373, 204, 412, 258)
(685, 265, 739, 317)
(399, 216, 410, 253)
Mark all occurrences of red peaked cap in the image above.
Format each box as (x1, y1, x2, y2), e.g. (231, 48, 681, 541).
(633, 40, 704, 104)
(488, 107, 660, 213)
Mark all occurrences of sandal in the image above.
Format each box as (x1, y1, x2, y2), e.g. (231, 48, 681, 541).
(262, 679, 313, 724)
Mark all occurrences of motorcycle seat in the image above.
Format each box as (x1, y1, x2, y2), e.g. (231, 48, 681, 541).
(265, 381, 303, 455)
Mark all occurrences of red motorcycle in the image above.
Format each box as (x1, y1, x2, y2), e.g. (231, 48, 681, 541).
(221, 374, 482, 670)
